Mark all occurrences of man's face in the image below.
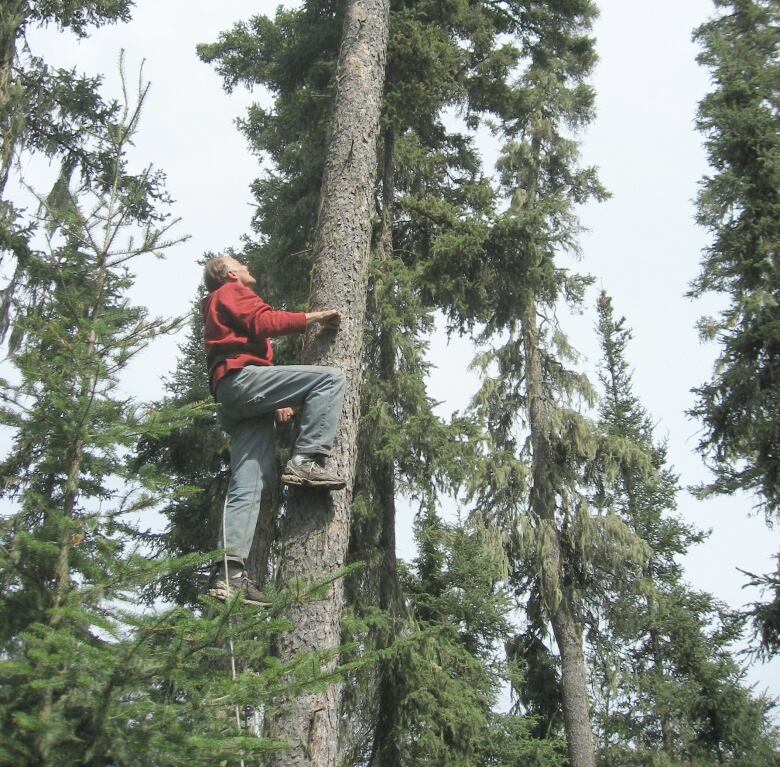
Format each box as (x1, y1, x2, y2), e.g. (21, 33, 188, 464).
(225, 257, 256, 288)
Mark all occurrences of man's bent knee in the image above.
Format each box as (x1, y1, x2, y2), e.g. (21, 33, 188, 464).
(323, 366, 345, 387)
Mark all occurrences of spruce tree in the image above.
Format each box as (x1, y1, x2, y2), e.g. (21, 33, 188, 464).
(164, 2, 630, 764)
(592, 290, 691, 762)
(0, 68, 328, 767)
(687, 0, 780, 657)
(689, 0, 780, 513)
(348, 3, 508, 760)
(464, 3, 651, 766)
(0, 0, 133, 194)
(591, 291, 780, 766)
(0, 0, 133, 335)
(256, 2, 391, 763)
(379, 507, 563, 767)
(186, 2, 509, 762)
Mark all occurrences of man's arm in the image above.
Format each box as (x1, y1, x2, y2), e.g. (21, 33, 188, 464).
(218, 283, 307, 338)
(218, 284, 341, 337)
(305, 309, 341, 329)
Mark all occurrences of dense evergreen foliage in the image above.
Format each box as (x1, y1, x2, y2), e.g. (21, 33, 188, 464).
(1, 1, 778, 765)
(461, 3, 653, 766)
(157, 1, 780, 764)
(690, 0, 780, 515)
(591, 293, 780, 766)
(688, 0, 780, 661)
(0, 68, 342, 767)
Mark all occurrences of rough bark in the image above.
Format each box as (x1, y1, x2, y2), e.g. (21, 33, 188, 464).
(246, 477, 277, 588)
(522, 305, 596, 767)
(266, 2, 390, 765)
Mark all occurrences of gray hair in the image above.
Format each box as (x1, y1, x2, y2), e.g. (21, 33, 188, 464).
(203, 255, 231, 292)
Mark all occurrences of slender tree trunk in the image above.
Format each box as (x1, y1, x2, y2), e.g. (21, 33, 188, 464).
(36, 440, 84, 764)
(267, 2, 390, 765)
(375, 126, 401, 620)
(623, 468, 674, 755)
(605, 328, 675, 757)
(371, 395, 403, 767)
(550, 599, 596, 767)
(521, 305, 596, 767)
(648, 599, 675, 755)
(369, 126, 403, 767)
(370, 408, 403, 767)
(629, 492, 674, 756)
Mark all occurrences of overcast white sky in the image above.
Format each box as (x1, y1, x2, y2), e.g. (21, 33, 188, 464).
(14, 1, 779, 700)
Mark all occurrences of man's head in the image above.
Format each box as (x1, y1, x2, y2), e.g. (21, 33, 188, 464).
(203, 255, 256, 292)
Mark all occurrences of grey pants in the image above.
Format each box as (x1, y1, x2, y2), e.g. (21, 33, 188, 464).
(216, 364, 346, 561)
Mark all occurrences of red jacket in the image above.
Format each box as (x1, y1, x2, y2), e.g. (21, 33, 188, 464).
(202, 282, 307, 392)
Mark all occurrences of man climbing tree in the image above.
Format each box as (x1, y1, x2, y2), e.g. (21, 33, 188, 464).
(201, 254, 346, 606)
(264, 0, 391, 764)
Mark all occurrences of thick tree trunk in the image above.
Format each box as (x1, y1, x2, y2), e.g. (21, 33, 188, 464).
(266, 2, 390, 765)
(522, 306, 596, 767)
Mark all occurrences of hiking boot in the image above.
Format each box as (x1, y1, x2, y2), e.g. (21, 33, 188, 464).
(280, 457, 346, 490)
(207, 574, 272, 608)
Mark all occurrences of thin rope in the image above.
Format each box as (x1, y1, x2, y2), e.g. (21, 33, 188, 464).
(222, 494, 246, 767)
